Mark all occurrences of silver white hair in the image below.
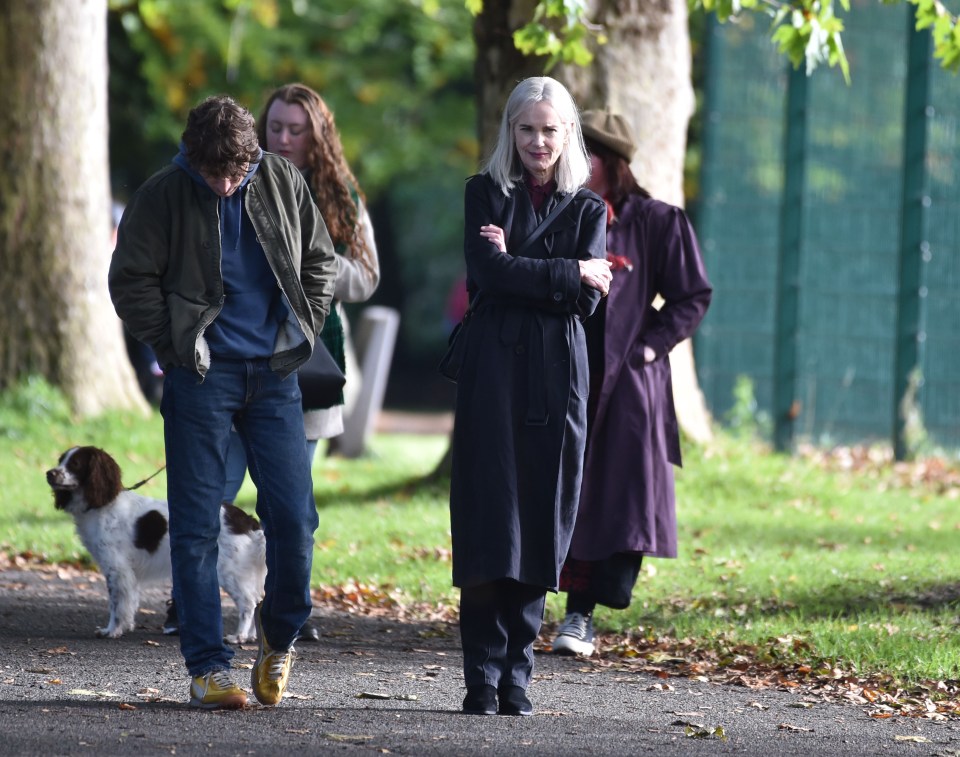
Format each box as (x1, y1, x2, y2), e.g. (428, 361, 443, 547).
(481, 76, 589, 195)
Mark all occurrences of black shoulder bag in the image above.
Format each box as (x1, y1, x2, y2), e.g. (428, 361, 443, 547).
(438, 191, 577, 383)
(299, 339, 346, 409)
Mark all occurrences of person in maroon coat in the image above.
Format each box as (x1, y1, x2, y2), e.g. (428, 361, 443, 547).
(449, 78, 612, 717)
(551, 111, 713, 656)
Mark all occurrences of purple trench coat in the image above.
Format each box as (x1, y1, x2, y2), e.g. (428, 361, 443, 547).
(567, 195, 712, 562)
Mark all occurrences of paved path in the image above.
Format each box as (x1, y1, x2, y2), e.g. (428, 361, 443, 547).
(0, 566, 957, 755)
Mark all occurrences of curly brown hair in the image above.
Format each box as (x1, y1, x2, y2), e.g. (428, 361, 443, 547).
(182, 95, 260, 179)
(258, 84, 374, 274)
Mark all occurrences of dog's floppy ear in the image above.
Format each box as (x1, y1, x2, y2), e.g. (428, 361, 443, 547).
(84, 447, 124, 509)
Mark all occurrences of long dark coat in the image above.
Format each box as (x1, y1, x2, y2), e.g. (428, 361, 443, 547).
(568, 195, 712, 561)
(450, 173, 607, 590)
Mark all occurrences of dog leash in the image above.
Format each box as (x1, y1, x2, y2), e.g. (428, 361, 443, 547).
(129, 465, 166, 491)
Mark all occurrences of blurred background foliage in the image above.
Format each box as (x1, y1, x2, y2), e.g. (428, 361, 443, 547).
(105, 0, 710, 408)
(107, 0, 477, 405)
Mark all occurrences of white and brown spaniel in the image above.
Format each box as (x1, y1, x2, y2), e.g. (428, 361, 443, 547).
(46, 446, 266, 642)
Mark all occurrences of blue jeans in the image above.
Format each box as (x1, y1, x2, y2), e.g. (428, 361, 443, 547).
(161, 360, 319, 676)
(223, 430, 319, 504)
(222, 429, 249, 504)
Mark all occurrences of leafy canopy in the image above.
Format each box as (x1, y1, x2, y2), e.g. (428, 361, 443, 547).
(470, 0, 960, 82)
(690, 0, 960, 82)
(467, 0, 604, 68)
(108, 0, 477, 195)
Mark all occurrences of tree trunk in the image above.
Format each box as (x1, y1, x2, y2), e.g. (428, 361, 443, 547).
(0, 0, 147, 416)
(473, 0, 544, 160)
(561, 0, 713, 443)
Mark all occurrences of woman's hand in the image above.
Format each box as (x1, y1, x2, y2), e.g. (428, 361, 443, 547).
(480, 224, 507, 253)
(579, 257, 613, 296)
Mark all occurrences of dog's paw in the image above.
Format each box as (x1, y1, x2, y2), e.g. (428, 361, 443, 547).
(225, 633, 254, 645)
(96, 626, 124, 639)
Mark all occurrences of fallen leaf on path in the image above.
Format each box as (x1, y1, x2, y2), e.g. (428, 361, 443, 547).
(684, 725, 726, 740)
(356, 691, 418, 701)
(646, 652, 686, 663)
(778, 723, 812, 732)
(43, 646, 75, 656)
(894, 735, 931, 743)
(323, 733, 374, 742)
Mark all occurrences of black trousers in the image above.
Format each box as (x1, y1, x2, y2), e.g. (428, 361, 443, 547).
(459, 579, 547, 689)
(560, 553, 643, 611)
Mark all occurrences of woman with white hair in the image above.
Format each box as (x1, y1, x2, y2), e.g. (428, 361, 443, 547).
(448, 76, 612, 716)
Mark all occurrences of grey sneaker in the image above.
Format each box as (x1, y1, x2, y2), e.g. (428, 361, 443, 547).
(552, 612, 595, 656)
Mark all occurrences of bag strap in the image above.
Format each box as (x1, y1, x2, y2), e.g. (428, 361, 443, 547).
(465, 190, 579, 315)
(513, 190, 577, 257)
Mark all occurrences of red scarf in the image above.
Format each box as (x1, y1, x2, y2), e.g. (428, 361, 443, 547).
(603, 198, 633, 272)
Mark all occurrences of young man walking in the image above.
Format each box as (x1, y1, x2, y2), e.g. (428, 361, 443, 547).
(109, 95, 337, 709)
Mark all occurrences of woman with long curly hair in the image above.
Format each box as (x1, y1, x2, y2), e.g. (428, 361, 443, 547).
(255, 83, 379, 457)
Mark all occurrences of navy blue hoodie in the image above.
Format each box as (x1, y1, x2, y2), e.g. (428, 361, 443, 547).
(174, 147, 286, 359)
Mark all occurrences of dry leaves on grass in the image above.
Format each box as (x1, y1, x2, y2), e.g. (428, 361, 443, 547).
(0, 551, 93, 576)
(311, 582, 456, 625)
(580, 630, 960, 721)
(798, 444, 960, 498)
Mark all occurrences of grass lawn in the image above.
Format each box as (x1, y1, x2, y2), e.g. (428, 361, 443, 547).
(4, 379, 960, 686)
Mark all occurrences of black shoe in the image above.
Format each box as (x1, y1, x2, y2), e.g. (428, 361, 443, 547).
(497, 685, 533, 716)
(162, 598, 179, 635)
(462, 684, 497, 715)
(297, 621, 320, 643)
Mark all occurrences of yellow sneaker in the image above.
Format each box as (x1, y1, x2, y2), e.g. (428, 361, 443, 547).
(189, 670, 247, 710)
(251, 605, 295, 706)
